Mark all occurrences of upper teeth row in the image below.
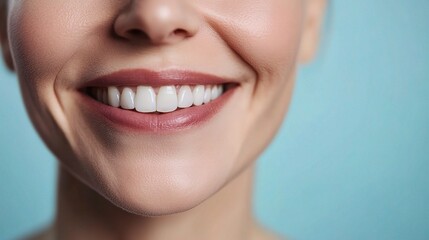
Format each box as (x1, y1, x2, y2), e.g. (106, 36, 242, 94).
(92, 85, 224, 113)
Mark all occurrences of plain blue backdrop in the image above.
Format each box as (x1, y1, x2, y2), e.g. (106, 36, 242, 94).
(1, 1, 428, 239)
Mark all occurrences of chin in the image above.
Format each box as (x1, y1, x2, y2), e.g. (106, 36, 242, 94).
(107, 187, 210, 217)
(74, 151, 235, 217)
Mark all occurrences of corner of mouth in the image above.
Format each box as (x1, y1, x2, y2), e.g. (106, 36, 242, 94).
(77, 79, 240, 133)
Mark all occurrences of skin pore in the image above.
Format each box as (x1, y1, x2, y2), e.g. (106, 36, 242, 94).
(0, 0, 326, 239)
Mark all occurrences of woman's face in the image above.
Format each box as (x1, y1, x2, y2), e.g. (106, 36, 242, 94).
(1, 0, 324, 215)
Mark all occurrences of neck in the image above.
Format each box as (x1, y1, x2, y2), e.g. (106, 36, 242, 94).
(53, 163, 259, 240)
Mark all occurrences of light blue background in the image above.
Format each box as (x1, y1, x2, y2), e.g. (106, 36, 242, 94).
(1, 1, 428, 239)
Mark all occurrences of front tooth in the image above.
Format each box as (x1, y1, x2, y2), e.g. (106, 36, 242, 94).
(108, 86, 120, 107)
(157, 86, 178, 113)
(193, 85, 205, 106)
(120, 87, 135, 109)
(178, 85, 194, 108)
(203, 86, 211, 104)
(135, 86, 156, 113)
(211, 86, 218, 100)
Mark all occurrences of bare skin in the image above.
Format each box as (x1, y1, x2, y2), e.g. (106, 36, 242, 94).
(25, 164, 282, 240)
(2, 1, 326, 239)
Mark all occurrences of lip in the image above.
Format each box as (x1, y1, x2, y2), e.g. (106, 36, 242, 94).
(80, 69, 237, 88)
(78, 69, 239, 133)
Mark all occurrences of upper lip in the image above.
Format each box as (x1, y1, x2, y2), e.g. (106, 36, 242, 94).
(80, 69, 237, 88)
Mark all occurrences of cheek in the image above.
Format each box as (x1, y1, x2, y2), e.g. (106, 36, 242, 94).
(203, 0, 305, 164)
(243, 1, 304, 149)
(204, 0, 304, 124)
(10, 2, 73, 77)
(7, 1, 77, 131)
(204, 0, 304, 73)
(8, 0, 115, 79)
(7, 0, 119, 138)
(243, 2, 304, 72)
(6, 0, 118, 170)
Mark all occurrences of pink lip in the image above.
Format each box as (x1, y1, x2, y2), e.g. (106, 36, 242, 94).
(78, 69, 238, 133)
(81, 69, 236, 88)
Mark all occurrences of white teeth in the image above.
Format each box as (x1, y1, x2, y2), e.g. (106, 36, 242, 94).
(135, 86, 156, 113)
(120, 87, 135, 109)
(211, 86, 218, 100)
(203, 86, 211, 104)
(157, 86, 178, 113)
(108, 86, 120, 107)
(177, 85, 194, 108)
(95, 84, 226, 113)
(193, 85, 205, 106)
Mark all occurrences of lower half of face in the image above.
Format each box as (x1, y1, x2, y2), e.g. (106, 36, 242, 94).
(7, 0, 305, 215)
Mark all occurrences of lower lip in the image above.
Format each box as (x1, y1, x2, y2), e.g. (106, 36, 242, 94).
(78, 87, 237, 133)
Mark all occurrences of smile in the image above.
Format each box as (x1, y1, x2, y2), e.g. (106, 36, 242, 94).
(87, 84, 225, 113)
(78, 69, 239, 132)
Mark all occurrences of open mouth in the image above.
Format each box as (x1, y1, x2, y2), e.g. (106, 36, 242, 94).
(83, 83, 237, 114)
(78, 69, 240, 132)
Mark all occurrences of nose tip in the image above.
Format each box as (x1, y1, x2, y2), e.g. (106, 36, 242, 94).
(114, 1, 200, 45)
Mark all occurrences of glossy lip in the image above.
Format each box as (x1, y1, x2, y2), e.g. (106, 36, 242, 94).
(80, 69, 238, 88)
(78, 69, 239, 133)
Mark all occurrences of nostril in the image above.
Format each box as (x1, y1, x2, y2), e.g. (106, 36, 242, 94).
(172, 28, 188, 37)
(127, 29, 148, 38)
(124, 28, 186, 43)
